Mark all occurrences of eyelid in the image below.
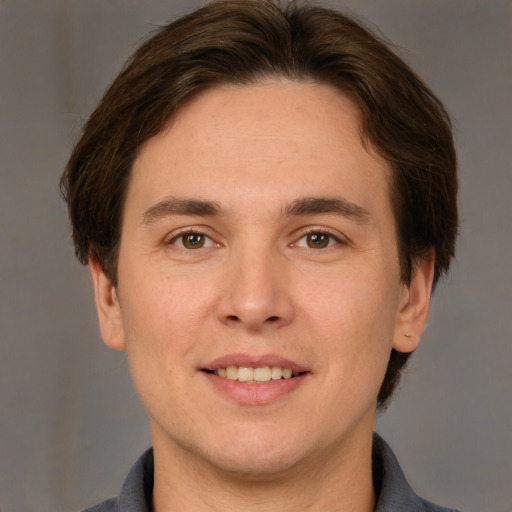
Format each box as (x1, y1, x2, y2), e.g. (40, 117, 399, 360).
(291, 226, 349, 248)
(167, 227, 221, 248)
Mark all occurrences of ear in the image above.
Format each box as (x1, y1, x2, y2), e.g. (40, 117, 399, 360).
(89, 257, 126, 351)
(393, 250, 435, 353)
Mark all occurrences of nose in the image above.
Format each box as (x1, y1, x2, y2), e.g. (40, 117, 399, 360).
(216, 244, 295, 332)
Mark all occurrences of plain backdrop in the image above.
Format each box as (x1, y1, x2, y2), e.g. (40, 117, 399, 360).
(0, 1, 511, 511)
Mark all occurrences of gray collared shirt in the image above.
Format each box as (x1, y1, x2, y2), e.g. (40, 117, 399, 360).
(82, 434, 461, 512)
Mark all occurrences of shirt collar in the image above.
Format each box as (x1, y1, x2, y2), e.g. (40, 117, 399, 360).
(117, 446, 153, 512)
(373, 433, 426, 511)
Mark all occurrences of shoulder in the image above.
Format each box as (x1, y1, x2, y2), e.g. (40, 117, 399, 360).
(373, 433, 462, 512)
(418, 496, 461, 512)
(81, 497, 118, 512)
(79, 448, 153, 512)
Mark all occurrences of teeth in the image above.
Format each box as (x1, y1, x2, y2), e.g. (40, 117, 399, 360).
(225, 366, 238, 379)
(282, 368, 292, 379)
(213, 365, 297, 383)
(271, 366, 283, 380)
(237, 367, 254, 382)
(254, 366, 271, 381)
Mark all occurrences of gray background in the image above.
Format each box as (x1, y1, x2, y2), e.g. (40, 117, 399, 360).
(0, 1, 510, 511)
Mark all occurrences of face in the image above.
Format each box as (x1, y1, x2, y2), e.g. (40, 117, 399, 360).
(91, 81, 432, 477)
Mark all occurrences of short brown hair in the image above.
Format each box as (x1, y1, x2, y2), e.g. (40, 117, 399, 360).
(60, 0, 458, 407)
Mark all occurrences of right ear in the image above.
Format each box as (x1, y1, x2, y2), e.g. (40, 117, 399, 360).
(89, 258, 126, 351)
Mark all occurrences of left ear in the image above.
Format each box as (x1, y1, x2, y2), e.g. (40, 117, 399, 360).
(393, 250, 435, 353)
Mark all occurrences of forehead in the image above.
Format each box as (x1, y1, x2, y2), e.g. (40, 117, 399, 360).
(128, 80, 393, 220)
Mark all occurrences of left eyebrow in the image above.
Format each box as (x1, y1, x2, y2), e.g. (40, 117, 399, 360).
(284, 196, 370, 223)
(142, 197, 223, 224)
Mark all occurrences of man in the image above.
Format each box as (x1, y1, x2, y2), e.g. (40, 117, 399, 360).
(60, 1, 459, 511)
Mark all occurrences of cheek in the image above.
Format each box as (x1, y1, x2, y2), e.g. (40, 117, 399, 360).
(118, 270, 210, 374)
(300, 266, 400, 371)
(119, 285, 201, 421)
(304, 262, 399, 327)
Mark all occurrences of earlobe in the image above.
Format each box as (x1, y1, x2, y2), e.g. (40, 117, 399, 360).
(89, 258, 126, 351)
(393, 251, 435, 353)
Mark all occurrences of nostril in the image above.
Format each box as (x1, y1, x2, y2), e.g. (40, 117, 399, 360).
(267, 316, 279, 322)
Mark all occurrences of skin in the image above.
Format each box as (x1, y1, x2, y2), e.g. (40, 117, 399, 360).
(90, 80, 434, 512)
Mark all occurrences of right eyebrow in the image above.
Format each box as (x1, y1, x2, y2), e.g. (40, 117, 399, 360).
(142, 197, 223, 225)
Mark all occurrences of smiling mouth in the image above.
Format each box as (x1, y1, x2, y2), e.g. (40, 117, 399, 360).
(203, 366, 304, 384)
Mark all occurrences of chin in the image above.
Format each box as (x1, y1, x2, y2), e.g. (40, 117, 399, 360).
(211, 447, 306, 478)
(199, 426, 316, 478)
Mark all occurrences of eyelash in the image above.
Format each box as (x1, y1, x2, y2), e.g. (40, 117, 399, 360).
(168, 229, 218, 250)
(168, 227, 345, 251)
(292, 229, 345, 250)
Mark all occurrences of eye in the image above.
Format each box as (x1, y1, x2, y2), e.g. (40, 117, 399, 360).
(294, 231, 340, 249)
(170, 232, 216, 250)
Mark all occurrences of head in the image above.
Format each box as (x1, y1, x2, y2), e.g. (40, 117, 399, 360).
(61, 1, 457, 409)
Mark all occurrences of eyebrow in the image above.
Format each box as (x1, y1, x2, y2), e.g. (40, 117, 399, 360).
(142, 197, 223, 224)
(285, 196, 370, 223)
(141, 195, 370, 225)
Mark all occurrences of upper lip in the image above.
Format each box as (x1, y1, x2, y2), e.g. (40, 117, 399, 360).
(202, 353, 309, 374)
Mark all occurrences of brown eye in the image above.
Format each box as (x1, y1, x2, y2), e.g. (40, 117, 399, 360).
(180, 233, 206, 249)
(306, 233, 330, 249)
(169, 231, 219, 251)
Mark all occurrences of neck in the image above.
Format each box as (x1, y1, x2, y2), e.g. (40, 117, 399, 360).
(151, 425, 376, 512)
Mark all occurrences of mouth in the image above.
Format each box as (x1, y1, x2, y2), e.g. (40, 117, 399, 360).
(202, 365, 306, 384)
(200, 355, 310, 403)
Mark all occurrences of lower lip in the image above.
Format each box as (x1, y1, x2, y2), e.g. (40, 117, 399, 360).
(202, 372, 308, 405)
